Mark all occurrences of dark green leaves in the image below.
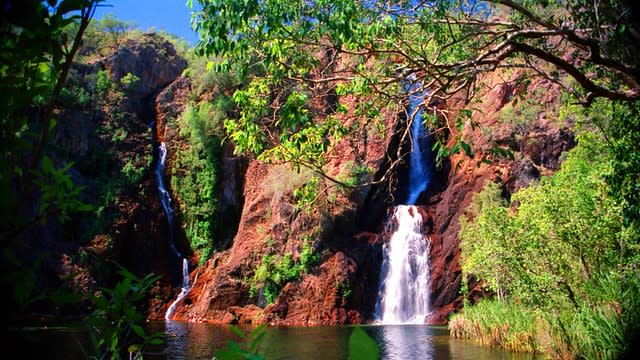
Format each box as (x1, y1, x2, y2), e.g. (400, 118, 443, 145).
(31, 156, 93, 223)
(348, 326, 379, 360)
(214, 324, 267, 360)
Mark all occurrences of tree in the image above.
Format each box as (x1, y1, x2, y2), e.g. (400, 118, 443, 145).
(460, 133, 628, 308)
(98, 12, 135, 49)
(0, 0, 102, 238)
(190, 0, 639, 185)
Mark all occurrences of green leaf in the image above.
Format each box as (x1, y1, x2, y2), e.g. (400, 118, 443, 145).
(57, 0, 84, 15)
(230, 325, 246, 339)
(460, 141, 473, 158)
(348, 326, 379, 360)
(131, 324, 145, 338)
(41, 156, 54, 173)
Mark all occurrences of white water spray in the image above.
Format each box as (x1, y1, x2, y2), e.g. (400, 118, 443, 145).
(374, 80, 433, 324)
(156, 142, 190, 320)
(374, 206, 431, 324)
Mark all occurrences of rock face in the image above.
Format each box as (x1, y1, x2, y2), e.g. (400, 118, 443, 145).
(108, 34, 187, 100)
(161, 65, 576, 326)
(169, 86, 398, 324)
(47, 35, 189, 316)
(421, 74, 575, 324)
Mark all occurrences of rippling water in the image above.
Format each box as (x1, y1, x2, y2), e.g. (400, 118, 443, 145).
(148, 321, 539, 360)
(11, 321, 541, 360)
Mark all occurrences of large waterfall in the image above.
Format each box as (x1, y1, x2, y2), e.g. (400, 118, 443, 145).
(374, 83, 432, 324)
(156, 142, 190, 320)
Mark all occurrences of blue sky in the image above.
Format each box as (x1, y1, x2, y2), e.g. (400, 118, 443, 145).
(93, 0, 200, 44)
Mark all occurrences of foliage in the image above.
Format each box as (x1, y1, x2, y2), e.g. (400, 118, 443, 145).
(190, 0, 640, 185)
(213, 324, 267, 360)
(0, 0, 103, 237)
(121, 156, 145, 184)
(249, 240, 319, 304)
(293, 176, 321, 214)
(348, 326, 379, 360)
(460, 134, 625, 307)
(602, 101, 640, 231)
(96, 69, 113, 93)
(497, 90, 543, 153)
(119, 72, 140, 93)
(457, 131, 639, 357)
(97, 13, 135, 49)
(558, 97, 640, 232)
(32, 156, 93, 224)
(58, 69, 92, 108)
(82, 265, 162, 360)
(171, 102, 224, 264)
(336, 280, 352, 301)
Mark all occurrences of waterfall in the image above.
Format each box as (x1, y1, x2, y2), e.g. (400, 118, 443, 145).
(374, 206, 431, 324)
(374, 81, 432, 324)
(405, 81, 432, 205)
(165, 258, 190, 320)
(405, 109, 430, 205)
(156, 142, 190, 320)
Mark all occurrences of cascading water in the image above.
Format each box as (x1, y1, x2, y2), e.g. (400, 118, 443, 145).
(374, 80, 433, 324)
(156, 142, 190, 320)
(405, 97, 431, 205)
(374, 206, 431, 324)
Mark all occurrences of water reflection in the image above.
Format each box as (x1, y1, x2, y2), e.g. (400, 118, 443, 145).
(374, 325, 435, 359)
(147, 320, 239, 360)
(147, 322, 541, 360)
(11, 321, 542, 360)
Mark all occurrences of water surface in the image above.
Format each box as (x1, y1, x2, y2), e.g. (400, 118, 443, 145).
(12, 321, 541, 360)
(147, 321, 540, 360)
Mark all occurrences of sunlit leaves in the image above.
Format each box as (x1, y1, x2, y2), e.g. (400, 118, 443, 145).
(460, 134, 629, 308)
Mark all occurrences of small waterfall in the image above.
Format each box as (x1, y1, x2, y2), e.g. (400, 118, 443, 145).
(165, 258, 190, 320)
(156, 142, 190, 320)
(374, 80, 432, 324)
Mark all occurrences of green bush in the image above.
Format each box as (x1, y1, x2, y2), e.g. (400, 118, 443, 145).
(249, 240, 318, 304)
(171, 102, 225, 264)
(119, 72, 140, 92)
(121, 156, 145, 185)
(457, 132, 639, 358)
(96, 69, 112, 93)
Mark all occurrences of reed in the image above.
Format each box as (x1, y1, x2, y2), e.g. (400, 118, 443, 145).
(449, 299, 541, 354)
(449, 271, 640, 359)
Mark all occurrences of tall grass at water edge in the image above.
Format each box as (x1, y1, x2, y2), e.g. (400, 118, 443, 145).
(449, 272, 640, 360)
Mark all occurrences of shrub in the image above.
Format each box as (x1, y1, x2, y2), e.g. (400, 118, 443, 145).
(119, 72, 140, 93)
